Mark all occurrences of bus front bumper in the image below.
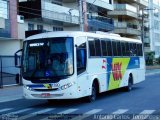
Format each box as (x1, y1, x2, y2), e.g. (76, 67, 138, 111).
(23, 85, 83, 100)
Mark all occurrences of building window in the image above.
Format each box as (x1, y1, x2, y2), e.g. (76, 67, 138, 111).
(37, 25, 43, 30)
(53, 26, 63, 31)
(28, 23, 34, 31)
(0, 0, 8, 19)
(118, 16, 123, 22)
(89, 41, 95, 56)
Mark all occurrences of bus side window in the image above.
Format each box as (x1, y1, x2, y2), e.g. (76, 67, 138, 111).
(77, 48, 86, 75)
(137, 44, 143, 56)
(112, 41, 118, 56)
(106, 40, 113, 56)
(125, 43, 130, 56)
(121, 42, 126, 56)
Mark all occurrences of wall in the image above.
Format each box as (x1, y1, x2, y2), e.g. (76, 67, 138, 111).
(0, 40, 22, 74)
(0, 40, 22, 56)
(18, 23, 25, 40)
(43, 1, 79, 16)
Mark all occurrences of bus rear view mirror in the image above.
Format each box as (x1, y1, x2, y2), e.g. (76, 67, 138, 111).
(15, 49, 22, 68)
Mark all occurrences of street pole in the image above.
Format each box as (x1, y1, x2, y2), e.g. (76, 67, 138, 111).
(0, 57, 3, 88)
(79, 0, 84, 31)
(141, 8, 144, 50)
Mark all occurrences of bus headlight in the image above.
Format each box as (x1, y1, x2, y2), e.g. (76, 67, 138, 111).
(24, 85, 33, 91)
(61, 82, 75, 90)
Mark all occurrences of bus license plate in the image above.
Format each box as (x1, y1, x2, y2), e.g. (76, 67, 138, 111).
(41, 93, 51, 97)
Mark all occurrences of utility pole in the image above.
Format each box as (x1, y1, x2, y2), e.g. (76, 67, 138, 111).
(79, 0, 84, 31)
(141, 8, 144, 49)
(0, 57, 3, 88)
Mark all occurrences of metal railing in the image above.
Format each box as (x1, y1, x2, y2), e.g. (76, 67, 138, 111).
(88, 16, 114, 31)
(42, 10, 79, 24)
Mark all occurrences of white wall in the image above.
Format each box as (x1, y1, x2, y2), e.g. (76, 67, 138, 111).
(43, 1, 79, 16)
(0, 40, 22, 56)
(24, 21, 56, 32)
(0, 40, 22, 74)
(18, 23, 25, 39)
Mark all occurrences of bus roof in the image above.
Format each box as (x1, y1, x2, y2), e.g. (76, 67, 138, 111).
(26, 31, 142, 43)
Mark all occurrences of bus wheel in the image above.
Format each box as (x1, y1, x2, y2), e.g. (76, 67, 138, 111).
(126, 75, 133, 92)
(86, 82, 97, 102)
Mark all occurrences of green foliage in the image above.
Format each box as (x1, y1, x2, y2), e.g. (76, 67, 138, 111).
(155, 56, 160, 65)
(145, 52, 155, 65)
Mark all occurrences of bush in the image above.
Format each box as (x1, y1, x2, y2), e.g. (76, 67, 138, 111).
(156, 56, 160, 65)
(145, 52, 155, 65)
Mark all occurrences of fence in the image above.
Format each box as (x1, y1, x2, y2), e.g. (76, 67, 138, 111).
(0, 56, 21, 88)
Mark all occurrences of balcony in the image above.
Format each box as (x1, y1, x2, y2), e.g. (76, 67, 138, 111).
(108, 4, 138, 18)
(88, 16, 114, 31)
(86, 0, 114, 10)
(41, 1, 79, 25)
(19, 0, 79, 25)
(114, 22, 140, 35)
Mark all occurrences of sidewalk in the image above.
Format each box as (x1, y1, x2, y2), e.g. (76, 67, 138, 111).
(0, 85, 23, 103)
(146, 69, 160, 76)
(0, 69, 160, 103)
(146, 65, 160, 70)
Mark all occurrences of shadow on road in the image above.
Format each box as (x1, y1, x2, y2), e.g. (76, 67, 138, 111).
(0, 86, 143, 109)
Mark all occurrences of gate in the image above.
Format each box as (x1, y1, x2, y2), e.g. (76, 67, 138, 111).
(0, 56, 21, 88)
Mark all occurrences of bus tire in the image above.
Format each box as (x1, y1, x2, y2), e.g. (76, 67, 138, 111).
(86, 82, 97, 102)
(125, 74, 133, 92)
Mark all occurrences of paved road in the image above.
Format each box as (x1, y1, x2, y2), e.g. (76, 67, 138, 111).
(0, 74, 160, 120)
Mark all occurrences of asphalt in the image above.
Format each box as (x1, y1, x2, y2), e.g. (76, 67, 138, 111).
(0, 69, 160, 103)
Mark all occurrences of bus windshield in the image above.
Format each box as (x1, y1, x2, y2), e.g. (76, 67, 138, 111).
(22, 37, 74, 79)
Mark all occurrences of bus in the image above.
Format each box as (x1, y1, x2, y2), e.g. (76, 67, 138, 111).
(15, 31, 145, 102)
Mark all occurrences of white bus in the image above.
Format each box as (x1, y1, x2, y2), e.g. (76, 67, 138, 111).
(15, 31, 145, 102)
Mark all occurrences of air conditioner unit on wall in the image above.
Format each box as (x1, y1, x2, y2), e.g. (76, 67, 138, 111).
(0, 18, 5, 29)
(17, 15, 24, 23)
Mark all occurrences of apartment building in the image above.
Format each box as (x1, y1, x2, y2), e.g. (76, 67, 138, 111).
(0, 0, 22, 56)
(108, 0, 149, 39)
(85, 0, 114, 32)
(18, 0, 114, 38)
(148, 0, 160, 58)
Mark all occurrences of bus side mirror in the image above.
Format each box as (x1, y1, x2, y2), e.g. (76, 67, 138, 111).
(15, 49, 22, 68)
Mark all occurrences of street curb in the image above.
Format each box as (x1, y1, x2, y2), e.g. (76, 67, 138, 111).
(146, 72, 160, 76)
